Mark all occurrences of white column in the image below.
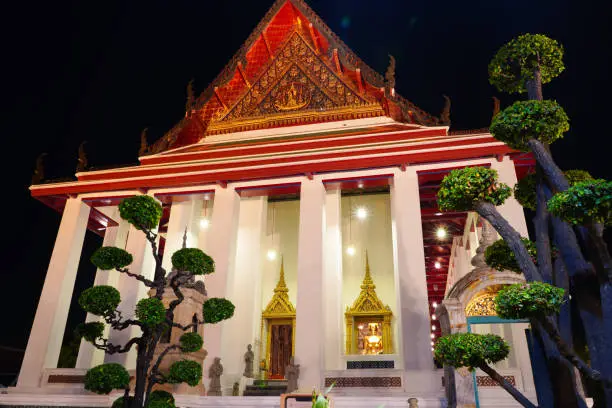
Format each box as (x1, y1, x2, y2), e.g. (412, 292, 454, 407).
(223, 196, 267, 381)
(197, 197, 213, 253)
(323, 189, 343, 370)
(18, 197, 91, 388)
(162, 197, 203, 272)
(491, 157, 529, 237)
(391, 169, 436, 391)
(202, 186, 241, 387)
(295, 178, 326, 389)
(105, 219, 157, 368)
(76, 212, 130, 369)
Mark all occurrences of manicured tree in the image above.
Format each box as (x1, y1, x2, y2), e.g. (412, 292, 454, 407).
(76, 195, 235, 408)
(435, 333, 536, 408)
(487, 32, 612, 405)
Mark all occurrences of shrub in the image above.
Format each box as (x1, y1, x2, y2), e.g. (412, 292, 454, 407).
(75, 322, 105, 342)
(91, 247, 133, 270)
(119, 195, 162, 231)
(434, 333, 509, 369)
(496, 282, 565, 319)
(547, 179, 612, 226)
(203, 298, 235, 324)
(488, 33, 564, 94)
(147, 390, 175, 408)
(84, 363, 130, 394)
(168, 360, 202, 386)
(171, 248, 214, 275)
(485, 238, 537, 273)
(135, 298, 166, 326)
(79, 286, 121, 316)
(179, 332, 203, 353)
(514, 173, 537, 210)
(111, 396, 134, 408)
(564, 169, 594, 185)
(437, 167, 511, 211)
(490, 100, 569, 151)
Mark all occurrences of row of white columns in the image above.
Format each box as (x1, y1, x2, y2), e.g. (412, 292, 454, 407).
(18, 158, 523, 392)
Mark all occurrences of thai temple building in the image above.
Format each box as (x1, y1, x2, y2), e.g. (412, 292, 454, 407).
(7, 0, 539, 406)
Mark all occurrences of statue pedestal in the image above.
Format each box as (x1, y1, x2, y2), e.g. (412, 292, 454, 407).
(239, 376, 255, 396)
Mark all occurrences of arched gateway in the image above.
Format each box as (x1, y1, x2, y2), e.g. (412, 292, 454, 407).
(8, 0, 536, 406)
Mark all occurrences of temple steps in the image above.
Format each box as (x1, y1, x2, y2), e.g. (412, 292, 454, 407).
(243, 380, 288, 397)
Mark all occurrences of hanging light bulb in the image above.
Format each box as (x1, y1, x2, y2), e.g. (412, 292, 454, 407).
(267, 249, 277, 261)
(430, 333, 435, 339)
(432, 302, 438, 308)
(431, 341, 434, 346)
(356, 207, 368, 220)
(432, 314, 436, 320)
(436, 227, 447, 239)
(434, 261, 441, 269)
(346, 245, 356, 256)
(431, 324, 436, 330)
(200, 218, 210, 229)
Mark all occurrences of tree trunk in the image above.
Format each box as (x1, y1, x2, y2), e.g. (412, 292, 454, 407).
(132, 339, 148, 408)
(478, 364, 538, 408)
(473, 201, 542, 281)
(526, 66, 544, 101)
(527, 139, 570, 193)
(534, 173, 553, 283)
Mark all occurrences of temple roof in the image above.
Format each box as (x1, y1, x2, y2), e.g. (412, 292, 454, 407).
(147, 0, 443, 154)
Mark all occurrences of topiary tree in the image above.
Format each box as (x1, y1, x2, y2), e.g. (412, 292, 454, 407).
(443, 32, 612, 406)
(485, 238, 537, 273)
(435, 333, 535, 408)
(76, 195, 235, 408)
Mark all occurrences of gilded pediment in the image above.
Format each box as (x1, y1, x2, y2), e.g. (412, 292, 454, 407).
(262, 260, 296, 318)
(207, 31, 384, 134)
(345, 253, 392, 317)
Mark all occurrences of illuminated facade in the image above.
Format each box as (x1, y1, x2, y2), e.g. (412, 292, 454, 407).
(7, 0, 538, 406)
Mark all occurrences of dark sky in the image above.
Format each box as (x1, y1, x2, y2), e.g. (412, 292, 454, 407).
(1, 0, 610, 383)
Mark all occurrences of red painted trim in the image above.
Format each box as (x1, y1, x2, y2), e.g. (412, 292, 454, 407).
(31, 144, 514, 197)
(80, 136, 499, 182)
(138, 128, 447, 167)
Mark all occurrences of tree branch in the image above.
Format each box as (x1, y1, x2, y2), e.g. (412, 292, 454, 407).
(478, 364, 538, 408)
(538, 316, 609, 385)
(474, 201, 542, 281)
(115, 267, 155, 287)
(526, 139, 569, 193)
(534, 172, 553, 283)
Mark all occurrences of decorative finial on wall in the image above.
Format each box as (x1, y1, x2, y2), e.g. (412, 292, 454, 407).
(32, 152, 47, 185)
(139, 128, 149, 157)
(385, 55, 396, 96)
(76, 141, 88, 173)
(440, 95, 451, 125)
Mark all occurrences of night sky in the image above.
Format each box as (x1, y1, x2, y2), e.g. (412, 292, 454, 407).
(1, 0, 610, 384)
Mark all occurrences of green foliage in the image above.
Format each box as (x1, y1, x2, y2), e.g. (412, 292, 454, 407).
(119, 195, 162, 231)
(171, 248, 214, 275)
(111, 396, 134, 408)
(203, 297, 235, 324)
(495, 282, 565, 319)
(485, 238, 537, 273)
(135, 298, 166, 326)
(179, 332, 203, 353)
(437, 167, 511, 211)
(490, 100, 569, 151)
(168, 360, 202, 386)
(84, 363, 130, 395)
(564, 169, 594, 185)
(91, 247, 133, 270)
(547, 179, 612, 226)
(75, 322, 105, 343)
(147, 390, 175, 408)
(488, 33, 564, 94)
(434, 333, 509, 369)
(514, 170, 594, 210)
(78, 285, 121, 316)
(514, 173, 537, 210)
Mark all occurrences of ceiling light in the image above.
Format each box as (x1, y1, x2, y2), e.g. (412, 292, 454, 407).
(431, 347, 435, 352)
(434, 261, 441, 269)
(200, 219, 210, 229)
(436, 228, 447, 239)
(431, 341, 434, 346)
(432, 314, 436, 320)
(267, 249, 277, 261)
(432, 302, 438, 308)
(356, 207, 368, 220)
(430, 333, 435, 339)
(346, 245, 356, 256)
(357, 182, 364, 189)
(432, 325, 436, 330)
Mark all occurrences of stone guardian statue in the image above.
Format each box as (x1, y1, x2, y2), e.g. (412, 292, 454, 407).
(285, 356, 300, 393)
(208, 357, 224, 396)
(243, 344, 254, 378)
